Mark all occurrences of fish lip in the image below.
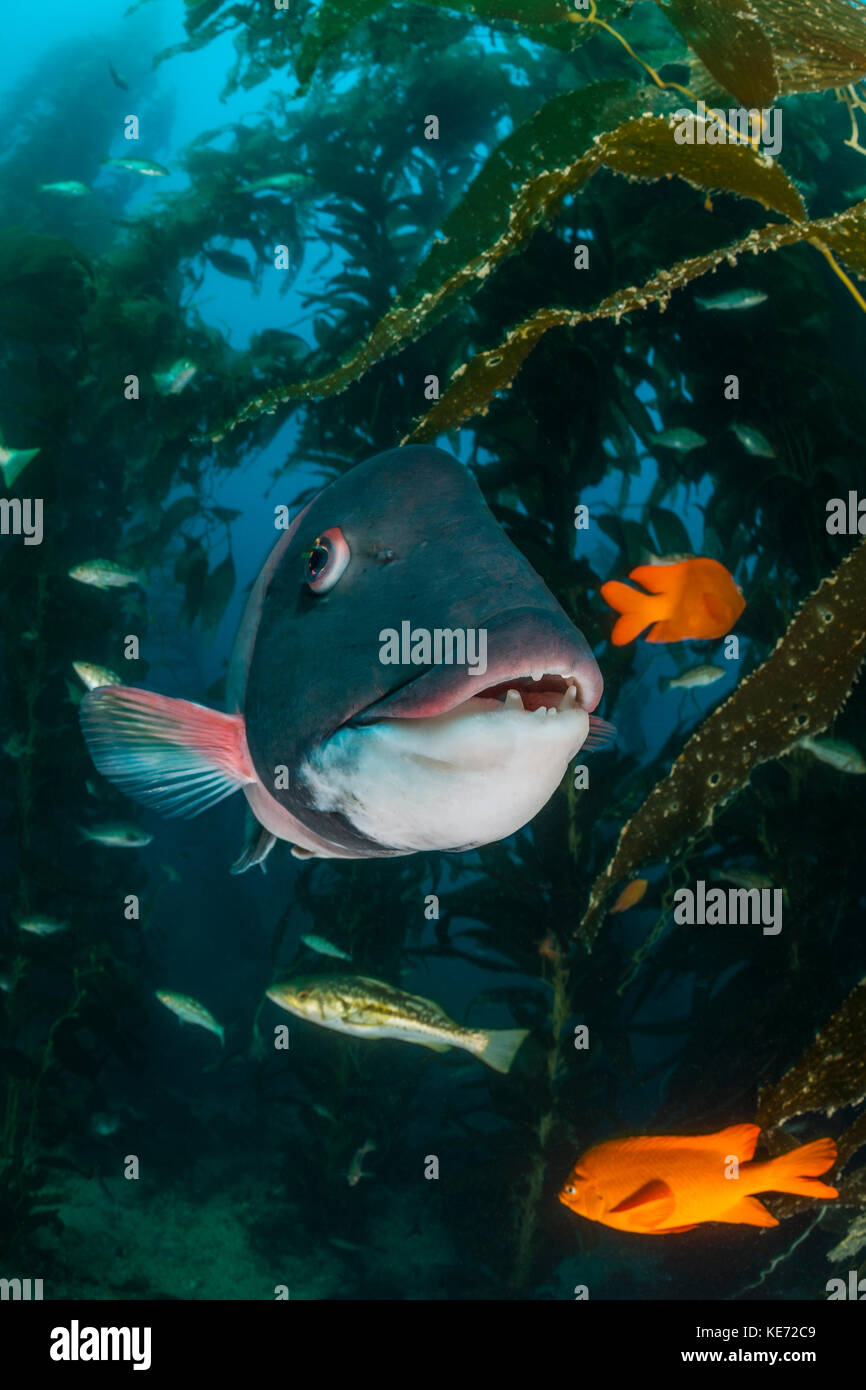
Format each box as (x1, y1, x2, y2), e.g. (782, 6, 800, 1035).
(350, 607, 603, 725)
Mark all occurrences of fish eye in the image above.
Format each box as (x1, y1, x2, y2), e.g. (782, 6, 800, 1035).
(297, 990, 311, 1001)
(564, 1185, 577, 1195)
(305, 526, 350, 594)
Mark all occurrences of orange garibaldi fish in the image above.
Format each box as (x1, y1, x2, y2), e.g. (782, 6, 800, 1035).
(558, 1124, 838, 1233)
(600, 557, 745, 645)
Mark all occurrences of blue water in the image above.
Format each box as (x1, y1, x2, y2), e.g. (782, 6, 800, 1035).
(2, 0, 864, 1306)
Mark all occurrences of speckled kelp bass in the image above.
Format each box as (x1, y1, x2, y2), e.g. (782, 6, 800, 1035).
(80, 446, 606, 868)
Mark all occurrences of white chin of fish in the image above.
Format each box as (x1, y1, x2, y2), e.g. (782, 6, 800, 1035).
(298, 695, 590, 852)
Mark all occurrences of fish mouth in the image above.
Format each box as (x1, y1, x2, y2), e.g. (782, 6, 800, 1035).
(351, 608, 603, 726)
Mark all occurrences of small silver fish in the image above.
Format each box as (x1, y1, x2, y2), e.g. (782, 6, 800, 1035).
(0, 443, 40, 487)
(68, 560, 143, 590)
(329, 1237, 362, 1251)
(72, 661, 122, 691)
(237, 173, 315, 194)
(730, 423, 775, 458)
(710, 868, 773, 890)
(312, 1102, 338, 1123)
(695, 289, 768, 311)
(156, 990, 224, 1044)
(16, 914, 69, 937)
(662, 664, 726, 691)
(798, 735, 866, 775)
(300, 933, 353, 961)
(106, 157, 169, 177)
(347, 1139, 376, 1187)
(153, 358, 198, 396)
(649, 428, 707, 453)
(40, 181, 90, 197)
(78, 822, 153, 847)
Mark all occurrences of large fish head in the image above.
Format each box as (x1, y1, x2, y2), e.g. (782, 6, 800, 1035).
(236, 445, 604, 857)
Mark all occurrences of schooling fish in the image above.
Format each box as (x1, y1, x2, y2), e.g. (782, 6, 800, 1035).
(300, 933, 353, 961)
(559, 1125, 837, 1233)
(695, 288, 768, 311)
(237, 173, 315, 195)
(40, 181, 90, 197)
(710, 867, 773, 890)
(601, 557, 745, 646)
(0, 441, 40, 489)
(153, 358, 198, 396)
(106, 157, 169, 177)
(107, 61, 129, 91)
(156, 990, 224, 1044)
(68, 560, 143, 590)
(798, 734, 866, 775)
(730, 423, 775, 458)
(266, 973, 530, 1074)
(77, 821, 153, 848)
(648, 428, 706, 454)
(79, 446, 607, 867)
(16, 914, 69, 937)
(661, 663, 725, 691)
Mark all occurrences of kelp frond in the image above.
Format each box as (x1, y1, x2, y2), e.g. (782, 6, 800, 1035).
(579, 537, 866, 945)
(757, 977, 866, 1129)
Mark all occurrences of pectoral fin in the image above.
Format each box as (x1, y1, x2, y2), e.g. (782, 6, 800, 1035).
(80, 686, 255, 817)
(231, 812, 277, 875)
(609, 1179, 676, 1227)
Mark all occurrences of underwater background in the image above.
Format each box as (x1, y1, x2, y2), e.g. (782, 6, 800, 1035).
(1, 0, 865, 1301)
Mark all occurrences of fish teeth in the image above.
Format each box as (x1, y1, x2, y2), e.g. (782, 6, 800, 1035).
(533, 705, 546, 718)
(530, 668, 544, 683)
(547, 706, 557, 717)
(558, 684, 578, 711)
(504, 689, 523, 711)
